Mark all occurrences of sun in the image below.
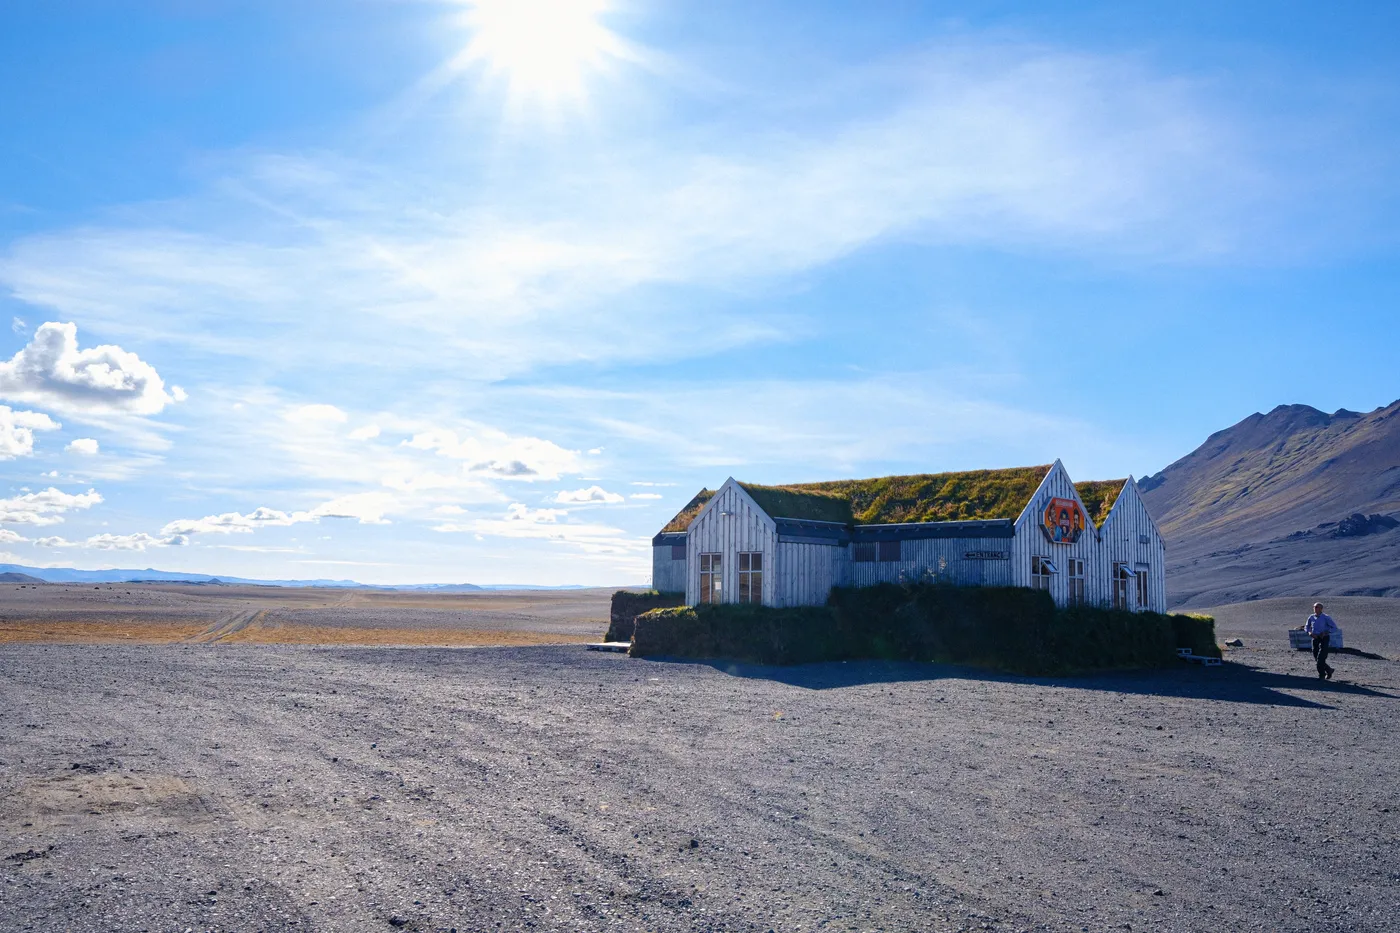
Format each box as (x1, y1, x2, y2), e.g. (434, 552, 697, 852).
(453, 0, 628, 106)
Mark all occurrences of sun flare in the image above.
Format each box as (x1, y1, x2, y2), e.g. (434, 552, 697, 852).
(455, 0, 625, 106)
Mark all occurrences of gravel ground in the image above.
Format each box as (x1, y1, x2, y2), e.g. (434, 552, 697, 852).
(1, 600, 1398, 932)
(0, 585, 614, 642)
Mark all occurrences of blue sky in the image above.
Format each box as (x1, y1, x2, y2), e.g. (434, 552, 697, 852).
(1, 0, 1397, 585)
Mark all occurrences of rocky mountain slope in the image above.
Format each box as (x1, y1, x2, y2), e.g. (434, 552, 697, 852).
(1139, 399, 1400, 607)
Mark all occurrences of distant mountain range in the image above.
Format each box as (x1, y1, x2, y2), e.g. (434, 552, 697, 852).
(1140, 399, 1400, 608)
(0, 563, 605, 591)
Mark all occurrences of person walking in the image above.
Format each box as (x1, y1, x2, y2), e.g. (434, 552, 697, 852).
(1306, 602, 1338, 681)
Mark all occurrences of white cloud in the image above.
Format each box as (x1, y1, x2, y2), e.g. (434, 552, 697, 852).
(349, 423, 381, 440)
(286, 403, 348, 424)
(438, 502, 648, 557)
(0, 322, 179, 416)
(35, 531, 183, 550)
(0, 529, 27, 544)
(629, 492, 662, 500)
(66, 437, 99, 455)
(0, 406, 60, 459)
(404, 427, 581, 481)
(434, 504, 467, 515)
(86, 532, 183, 550)
(161, 492, 397, 538)
(161, 506, 308, 536)
(554, 485, 623, 504)
(0, 487, 102, 525)
(310, 492, 396, 524)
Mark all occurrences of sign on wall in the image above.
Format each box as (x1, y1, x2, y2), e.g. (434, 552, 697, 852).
(1041, 497, 1086, 544)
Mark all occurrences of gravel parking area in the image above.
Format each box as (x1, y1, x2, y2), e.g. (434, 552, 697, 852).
(1, 600, 1397, 932)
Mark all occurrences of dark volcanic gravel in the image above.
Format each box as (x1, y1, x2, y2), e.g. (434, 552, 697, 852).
(2, 604, 1399, 932)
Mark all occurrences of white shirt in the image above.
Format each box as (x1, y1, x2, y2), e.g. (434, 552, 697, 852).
(1306, 613, 1338, 637)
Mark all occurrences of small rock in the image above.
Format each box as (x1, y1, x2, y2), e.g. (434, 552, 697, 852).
(689, 839, 699, 849)
(1225, 638, 1244, 648)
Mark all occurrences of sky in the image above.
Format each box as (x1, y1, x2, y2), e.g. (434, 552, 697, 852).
(1, 0, 1397, 585)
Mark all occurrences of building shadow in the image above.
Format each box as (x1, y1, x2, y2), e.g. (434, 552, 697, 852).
(654, 655, 1397, 710)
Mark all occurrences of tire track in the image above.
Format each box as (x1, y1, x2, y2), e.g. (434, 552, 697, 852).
(185, 609, 266, 644)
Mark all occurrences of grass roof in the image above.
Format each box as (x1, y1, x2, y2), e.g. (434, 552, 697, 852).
(790, 466, 1055, 524)
(1074, 479, 1127, 527)
(738, 483, 853, 524)
(661, 468, 1128, 533)
(661, 488, 715, 533)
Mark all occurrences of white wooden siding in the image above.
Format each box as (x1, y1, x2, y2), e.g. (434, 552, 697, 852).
(1099, 480, 1168, 613)
(847, 537, 1014, 589)
(683, 480, 778, 606)
(775, 542, 845, 607)
(1012, 462, 1110, 608)
(651, 544, 686, 594)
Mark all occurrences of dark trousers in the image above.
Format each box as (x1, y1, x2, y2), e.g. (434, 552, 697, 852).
(1312, 634, 1332, 676)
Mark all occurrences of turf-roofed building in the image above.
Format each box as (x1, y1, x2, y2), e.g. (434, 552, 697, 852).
(652, 461, 1166, 611)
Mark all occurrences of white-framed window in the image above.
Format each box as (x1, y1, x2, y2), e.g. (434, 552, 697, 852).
(1113, 562, 1133, 610)
(1067, 558, 1085, 606)
(699, 553, 722, 603)
(738, 552, 763, 603)
(1135, 564, 1150, 611)
(1031, 556, 1055, 591)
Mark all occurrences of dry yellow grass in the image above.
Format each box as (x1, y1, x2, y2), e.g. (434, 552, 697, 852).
(0, 622, 206, 644)
(0, 619, 596, 647)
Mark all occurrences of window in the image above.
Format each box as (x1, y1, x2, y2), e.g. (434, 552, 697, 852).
(853, 542, 876, 563)
(738, 552, 763, 603)
(1067, 558, 1085, 605)
(1135, 564, 1150, 611)
(878, 540, 902, 562)
(671, 543, 686, 560)
(1031, 556, 1054, 591)
(1113, 562, 1133, 610)
(699, 553, 722, 603)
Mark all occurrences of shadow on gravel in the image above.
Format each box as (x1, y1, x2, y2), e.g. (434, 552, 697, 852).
(661, 657, 1398, 710)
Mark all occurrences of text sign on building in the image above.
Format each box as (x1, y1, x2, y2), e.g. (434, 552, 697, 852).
(1041, 497, 1086, 544)
(963, 550, 1009, 560)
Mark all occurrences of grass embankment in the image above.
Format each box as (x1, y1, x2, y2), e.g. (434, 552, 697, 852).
(631, 584, 1220, 675)
(605, 590, 685, 642)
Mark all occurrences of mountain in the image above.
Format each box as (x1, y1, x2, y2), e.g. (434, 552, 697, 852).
(1139, 399, 1400, 608)
(0, 571, 47, 584)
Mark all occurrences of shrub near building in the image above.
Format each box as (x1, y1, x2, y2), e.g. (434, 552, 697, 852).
(630, 583, 1219, 675)
(605, 590, 686, 643)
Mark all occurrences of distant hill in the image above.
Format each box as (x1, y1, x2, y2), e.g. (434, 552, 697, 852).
(1140, 399, 1400, 608)
(0, 571, 46, 584)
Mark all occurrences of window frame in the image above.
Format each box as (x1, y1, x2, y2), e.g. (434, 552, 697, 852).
(1031, 555, 1054, 591)
(1066, 557, 1085, 606)
(737, 551, 763, 604)
(1135, 564, 1150, 611)
(1112, 562, 1133, 610)
(699, 552, 722, 604)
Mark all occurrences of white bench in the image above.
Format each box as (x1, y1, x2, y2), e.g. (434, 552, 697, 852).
(1289, 628, 1343, 651)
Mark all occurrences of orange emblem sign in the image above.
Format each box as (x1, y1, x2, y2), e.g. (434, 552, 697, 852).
(1041, 497, 1086, 544)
